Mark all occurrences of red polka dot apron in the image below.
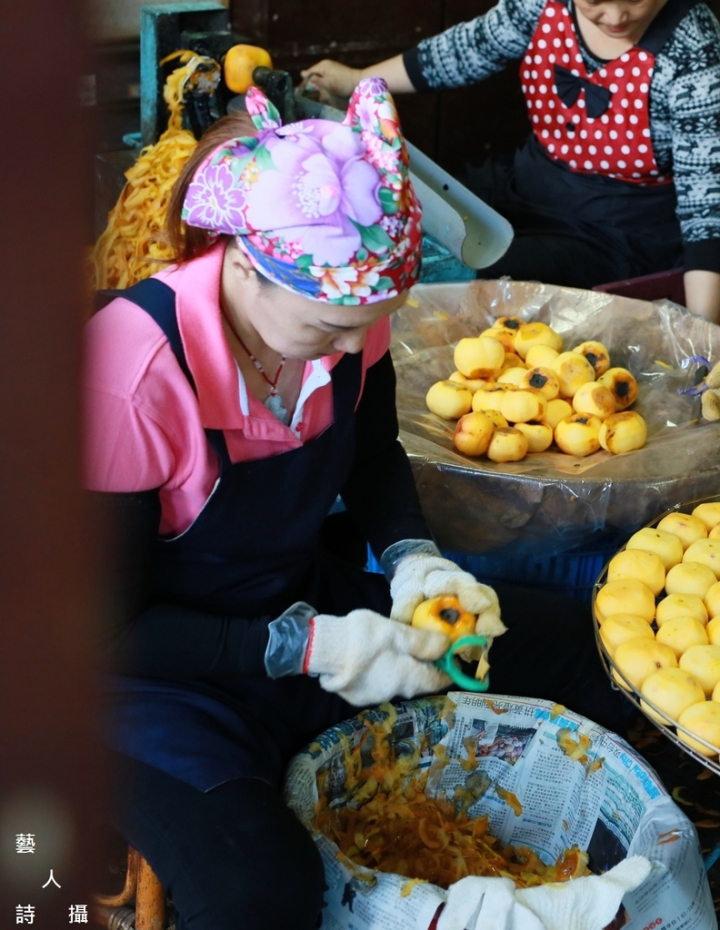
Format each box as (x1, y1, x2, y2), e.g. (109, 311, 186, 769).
(462, 0, 698, 286)
(522, 0, 674, 185)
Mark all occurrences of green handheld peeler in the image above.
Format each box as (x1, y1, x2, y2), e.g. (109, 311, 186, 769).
(435, 634, 490, 692)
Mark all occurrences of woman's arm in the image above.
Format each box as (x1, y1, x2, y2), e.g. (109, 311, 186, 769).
(664, 5, 720, 315)
(93, 490, 274, 679)
(302, 0, 543, 99)
(683, 270, 720, 325)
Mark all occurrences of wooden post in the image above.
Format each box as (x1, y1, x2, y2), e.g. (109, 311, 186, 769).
(0, 0, 103, 925)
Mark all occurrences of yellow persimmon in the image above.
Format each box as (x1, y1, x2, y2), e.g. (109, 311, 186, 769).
(224, 44, 273, 93)
(411, 595, 476, 641)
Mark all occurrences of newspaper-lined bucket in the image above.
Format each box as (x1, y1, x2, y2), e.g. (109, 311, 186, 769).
(284, 693, 715, 930)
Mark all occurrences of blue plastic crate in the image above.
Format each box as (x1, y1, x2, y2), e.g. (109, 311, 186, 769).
(366, 532, 629, 605)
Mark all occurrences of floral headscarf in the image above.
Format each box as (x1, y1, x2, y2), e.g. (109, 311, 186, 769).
(182, 78, 422, 304)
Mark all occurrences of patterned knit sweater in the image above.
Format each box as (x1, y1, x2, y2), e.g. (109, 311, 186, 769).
(404, 0, 720, 270)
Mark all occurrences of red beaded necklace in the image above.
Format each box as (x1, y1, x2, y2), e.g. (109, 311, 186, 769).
(223, 312, 289, 423)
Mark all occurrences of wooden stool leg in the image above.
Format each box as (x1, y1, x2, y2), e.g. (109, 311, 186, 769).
(135, 854, 167, 930)
(95, 846, 140, 909)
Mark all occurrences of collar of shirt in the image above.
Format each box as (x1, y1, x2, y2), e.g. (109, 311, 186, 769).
(157, 244, 340, 438)
(232, 354, 331, 438)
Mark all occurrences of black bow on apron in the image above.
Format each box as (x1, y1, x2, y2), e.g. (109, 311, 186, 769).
(553, 64, 612, 118)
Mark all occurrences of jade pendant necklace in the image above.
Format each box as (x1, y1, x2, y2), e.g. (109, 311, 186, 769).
(223, 313, 290, 425)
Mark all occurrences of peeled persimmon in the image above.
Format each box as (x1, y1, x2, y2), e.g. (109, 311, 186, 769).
(411, 595, 476, 641)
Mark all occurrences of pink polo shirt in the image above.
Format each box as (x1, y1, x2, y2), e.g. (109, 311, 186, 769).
(83, 244, 391, 536)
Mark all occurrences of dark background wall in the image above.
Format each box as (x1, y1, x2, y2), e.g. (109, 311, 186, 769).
(229, 0, 531, 177)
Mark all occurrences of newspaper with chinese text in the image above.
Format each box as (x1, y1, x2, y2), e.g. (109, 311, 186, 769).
(284, 693, 715, 930)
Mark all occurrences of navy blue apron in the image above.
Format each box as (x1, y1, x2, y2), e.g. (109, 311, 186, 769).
(103, 278, 391, 790)
(464, 0, 698, 288)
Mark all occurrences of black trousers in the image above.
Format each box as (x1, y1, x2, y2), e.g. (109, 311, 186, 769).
(104, 756, 326, 930)
(101, 580, 632, 930)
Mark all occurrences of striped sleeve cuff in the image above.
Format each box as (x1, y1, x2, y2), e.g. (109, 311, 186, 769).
(403, 47, 432, 92)
(684, 240, 720, 275)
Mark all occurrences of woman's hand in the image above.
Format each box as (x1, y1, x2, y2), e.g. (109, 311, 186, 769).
(300, 54, 416, 101)
(304, 609, 451, 706)
(389, 553, 507, 638)
(300, 60, 363, 102)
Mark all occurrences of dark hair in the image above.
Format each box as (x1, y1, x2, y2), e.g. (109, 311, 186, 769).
(166, 111, 258, 264)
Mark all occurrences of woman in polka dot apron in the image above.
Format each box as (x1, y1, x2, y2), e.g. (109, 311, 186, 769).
(303, 0, 720, 323)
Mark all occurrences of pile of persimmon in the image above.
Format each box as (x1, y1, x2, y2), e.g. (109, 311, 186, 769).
(595, 502, 720, 759)
(425, 316, 647, 462)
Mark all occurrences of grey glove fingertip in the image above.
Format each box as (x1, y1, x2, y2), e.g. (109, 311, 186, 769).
(457, 582, 499, 614)
(475, 611, 507, 638)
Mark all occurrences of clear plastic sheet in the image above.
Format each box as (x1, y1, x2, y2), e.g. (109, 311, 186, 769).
(393, 280, 720, 556)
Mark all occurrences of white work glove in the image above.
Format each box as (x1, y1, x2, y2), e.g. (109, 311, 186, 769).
(387, 547, 507, 638)
(438, 876, 543, 930)
(437, 856, 652, 930)
(304, 609, 452, 707)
